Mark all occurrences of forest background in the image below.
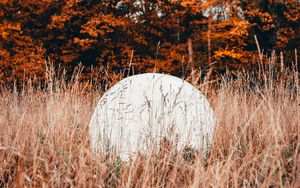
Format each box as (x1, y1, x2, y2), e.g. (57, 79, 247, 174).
(1, 0, 299, 85)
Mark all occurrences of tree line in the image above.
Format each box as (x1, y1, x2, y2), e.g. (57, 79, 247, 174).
(0, 0, 299, 84)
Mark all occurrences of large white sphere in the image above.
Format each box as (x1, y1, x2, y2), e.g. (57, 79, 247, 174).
(89, 73, 215, 160)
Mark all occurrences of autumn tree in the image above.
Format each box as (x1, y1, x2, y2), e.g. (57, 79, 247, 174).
(121, 0, 207, 76)
(0, 0, 49, 84)
(241, 0, 300, 65)
(0, 0, 299, 85)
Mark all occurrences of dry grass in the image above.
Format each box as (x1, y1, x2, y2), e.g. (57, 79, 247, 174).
(0, 65, 299, 187)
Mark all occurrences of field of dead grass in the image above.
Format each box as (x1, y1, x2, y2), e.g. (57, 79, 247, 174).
(0, 66, 299, 187)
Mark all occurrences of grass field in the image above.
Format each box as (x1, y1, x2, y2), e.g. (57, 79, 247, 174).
(0, 65, 299, 187)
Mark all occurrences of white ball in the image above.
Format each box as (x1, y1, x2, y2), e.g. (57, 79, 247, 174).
(89, 73, 215, 160)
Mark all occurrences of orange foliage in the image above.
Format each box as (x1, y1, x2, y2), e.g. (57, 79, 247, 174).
(0, 0, 299, 84)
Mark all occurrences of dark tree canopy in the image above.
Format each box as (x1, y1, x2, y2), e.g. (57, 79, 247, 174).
(0, 0, 299, 84)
